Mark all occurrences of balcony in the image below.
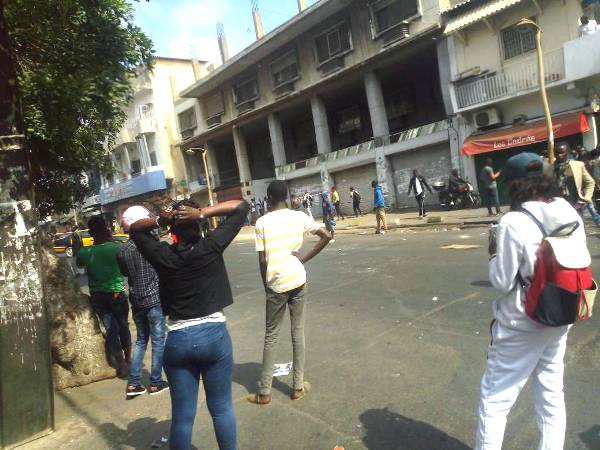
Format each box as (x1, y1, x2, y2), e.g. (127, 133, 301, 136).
(275, 120, 449, 178)
(135, 112, 156, 136)
(100, 168, 167, 205)
(115, 126, 136, 146)
(132, 72, 152, 94)
(454, 48, 565, 110)
(564, 32, 600, 82)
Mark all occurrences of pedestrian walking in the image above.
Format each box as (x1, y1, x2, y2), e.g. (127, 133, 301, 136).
(407, 169, 432, 218)
(118, 206, 169, 400)
(248, 181, 331, 406)
(475, 152, 589, 450)
(371, 180, 388, 234)
(554, 141, 600, 227)
(302, 191, 314, 219)
(128, 199, 249, 450)
(480, 158, 502, 216)
(76, 215, 131, 379)
(331, 186, 345, 220)
(320, 192, 337, 242)
(263, 196, 269, 215)
(350, 187, 362, 217)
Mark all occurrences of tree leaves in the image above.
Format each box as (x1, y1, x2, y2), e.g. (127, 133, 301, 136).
(5, 0, 154, 216)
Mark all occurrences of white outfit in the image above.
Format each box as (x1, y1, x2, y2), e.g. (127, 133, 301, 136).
(578, 20, 598, 37)
(476, 198, 585, 450)
(414, 177, 423, 196)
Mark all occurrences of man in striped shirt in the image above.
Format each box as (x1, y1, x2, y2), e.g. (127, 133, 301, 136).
(248, 181, 331, 405)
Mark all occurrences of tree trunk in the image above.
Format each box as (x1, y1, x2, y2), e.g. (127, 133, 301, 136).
(0, 1, 54, 447)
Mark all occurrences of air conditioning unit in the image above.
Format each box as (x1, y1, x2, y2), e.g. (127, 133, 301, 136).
(475, 108, 502, 129)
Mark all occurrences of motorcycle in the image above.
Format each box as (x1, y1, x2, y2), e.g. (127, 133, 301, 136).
(431, 180, 482, 210)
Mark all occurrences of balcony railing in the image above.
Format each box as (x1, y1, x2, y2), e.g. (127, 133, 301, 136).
(454, 48, 565, 110)
(275, 120, 449, 177)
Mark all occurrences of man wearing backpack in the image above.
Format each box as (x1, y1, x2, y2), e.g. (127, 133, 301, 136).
(350, 187, 362, 217)
(476, 152, 589, 450)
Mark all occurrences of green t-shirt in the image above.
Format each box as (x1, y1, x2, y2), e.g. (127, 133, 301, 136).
(480, 166, 497, 189)
(77, 241, 124, 294)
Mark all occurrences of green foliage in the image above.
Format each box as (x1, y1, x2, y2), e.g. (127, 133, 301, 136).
(5, 0, 154, 216)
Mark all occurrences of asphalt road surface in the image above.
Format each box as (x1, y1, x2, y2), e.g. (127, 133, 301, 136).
(28, 227, 600, 450)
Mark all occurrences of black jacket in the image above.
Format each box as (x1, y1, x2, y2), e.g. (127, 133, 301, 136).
(408, 175, 432, 196)
(131, 202, 249, 321)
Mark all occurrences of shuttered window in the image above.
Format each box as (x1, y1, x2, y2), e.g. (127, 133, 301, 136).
(315, 21, 352, 65)
(204, 92, 225, 119)
(369, 0, 419, 36)
(233, 78, 259, 105)
(271, 50, 300, 88)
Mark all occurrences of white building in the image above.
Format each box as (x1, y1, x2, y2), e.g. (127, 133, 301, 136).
(439, 0, 600, 201)
(98, 57, 207, 218)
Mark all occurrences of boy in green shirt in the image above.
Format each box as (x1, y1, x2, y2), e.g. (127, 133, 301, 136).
(77, 215, 130, 378)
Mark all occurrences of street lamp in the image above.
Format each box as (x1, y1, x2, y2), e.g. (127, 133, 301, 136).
(517, 18, 554, 164)
(186, 147, 217, 228)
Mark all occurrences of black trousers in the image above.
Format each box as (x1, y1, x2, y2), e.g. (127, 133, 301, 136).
(415, 193, 426, 216)
(353, 201, 362, 216)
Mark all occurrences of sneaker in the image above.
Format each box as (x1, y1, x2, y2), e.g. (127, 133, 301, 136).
(126, 385, 146, 400)
(380, 230, 386, 235)
(149, 381, 169, 396)
(330, 239, 336, 243)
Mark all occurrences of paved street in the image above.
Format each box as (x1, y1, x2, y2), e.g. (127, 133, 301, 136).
(23, 226, 600, 450)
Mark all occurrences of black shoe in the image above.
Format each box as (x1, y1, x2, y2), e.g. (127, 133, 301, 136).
(126, 385, 147, 400)
(149, 381, 170, 396)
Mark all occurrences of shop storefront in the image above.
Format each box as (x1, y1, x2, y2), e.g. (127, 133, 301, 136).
(462, 111, 590, 203)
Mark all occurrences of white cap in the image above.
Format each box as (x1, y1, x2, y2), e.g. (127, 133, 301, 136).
(546, 236, 591, 269)
(121, 206, 152, 232)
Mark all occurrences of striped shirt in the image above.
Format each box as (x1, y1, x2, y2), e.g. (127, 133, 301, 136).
(255, 209, 321, 293)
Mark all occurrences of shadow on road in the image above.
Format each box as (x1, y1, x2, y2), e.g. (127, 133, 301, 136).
(471, 280, 492, 288)
(359, 408, 471, 450)
(233, 362, 292, 396)
(579, 425, 600, 449)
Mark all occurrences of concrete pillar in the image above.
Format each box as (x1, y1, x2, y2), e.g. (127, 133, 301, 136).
(364, 71, 390, 138)
(310, 95, 332, 155)
(232, 126, 253, 201)
(375, 149, 396, 210)
(319, 163, 331, 194)
(204, 141, 221, 188)
(267, 113, 287, 168)
(122, 146, 132, 179)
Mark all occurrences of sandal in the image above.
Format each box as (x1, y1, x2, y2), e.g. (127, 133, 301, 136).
(246, 393, 271, 405)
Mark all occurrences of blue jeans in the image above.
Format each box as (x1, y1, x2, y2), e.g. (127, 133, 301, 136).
(129, 304, 166, 387)
(164, 322, 236, 450)
(586, 201, 600, 224)
(90, 292, 131, 355)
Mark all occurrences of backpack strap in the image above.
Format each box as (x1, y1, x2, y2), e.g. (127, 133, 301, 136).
(520, 208, 548, 237)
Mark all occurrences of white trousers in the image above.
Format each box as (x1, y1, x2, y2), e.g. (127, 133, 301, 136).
(475, 320, 570, 450)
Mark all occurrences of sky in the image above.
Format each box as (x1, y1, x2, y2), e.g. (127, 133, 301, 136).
(132, 0, 320, 65)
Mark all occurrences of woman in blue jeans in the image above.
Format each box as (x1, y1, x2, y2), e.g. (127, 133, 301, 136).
(129, 199, 249, 450)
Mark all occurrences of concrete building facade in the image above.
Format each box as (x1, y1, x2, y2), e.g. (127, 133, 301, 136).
(177, 0, 459, 216)
(98, 57, 206, 218)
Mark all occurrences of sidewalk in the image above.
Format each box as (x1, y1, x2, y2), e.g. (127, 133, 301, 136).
(237, 207, 499, 239)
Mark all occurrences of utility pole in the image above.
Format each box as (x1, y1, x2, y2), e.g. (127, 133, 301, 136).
(0, 1, 54, 447)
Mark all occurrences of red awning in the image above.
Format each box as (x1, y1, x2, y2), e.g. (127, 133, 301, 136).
(461, 112, 589, 156)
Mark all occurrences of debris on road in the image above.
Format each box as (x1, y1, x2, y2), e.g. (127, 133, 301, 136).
(440, 244, 482, 250)
(432, 296, 439, 302)
(151, 437, 169, 448)
(273, 362, 293, 377)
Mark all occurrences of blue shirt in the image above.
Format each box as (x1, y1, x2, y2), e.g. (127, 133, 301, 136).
(373, 185, 385, 208)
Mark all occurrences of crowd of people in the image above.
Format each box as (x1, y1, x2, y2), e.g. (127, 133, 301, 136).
(71, 139, 600, 449)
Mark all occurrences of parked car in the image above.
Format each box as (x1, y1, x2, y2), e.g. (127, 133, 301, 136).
(53, 230, 128, 257)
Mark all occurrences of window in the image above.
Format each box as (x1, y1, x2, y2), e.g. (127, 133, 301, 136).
(369, 0, 419, 36)
(233, 77, 259, 105)
(178, 108, 197, 139)
(139, 103, 153, 119)
(501, 20, 536, 60)
(315, 21, 352, 65)
(271, 50, 300, 89)
(204, 92, 225, 119)
(131, 159, 141, 175)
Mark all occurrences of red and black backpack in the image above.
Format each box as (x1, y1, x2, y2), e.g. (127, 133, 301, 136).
(520, 209, 596, 327)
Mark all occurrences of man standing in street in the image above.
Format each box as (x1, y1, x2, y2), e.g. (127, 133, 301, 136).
(407, 169, 432, 219)
(331, 186, 345, 220)
(350, 187, 362, 217)
(480, 158, 502, 216)
(554, 141, 600, 226)
(77, 215, 131, 378)
(248, 180, 331, 405)
(371, 180, 388, 234)
(118, 206, 169, 400)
